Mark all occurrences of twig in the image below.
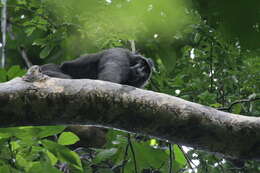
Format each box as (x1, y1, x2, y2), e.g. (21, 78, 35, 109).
(177, 145, 196, 169)
(209, 42, 214, 93)
(168, 143, 173, 173)
(128, 134, 138, 173)
(121, 141, 130, 173)
(218, 97, 260, 111)
(18, 46, 32, 68)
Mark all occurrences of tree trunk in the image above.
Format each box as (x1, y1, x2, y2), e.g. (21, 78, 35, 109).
(0, 66, 259, 160)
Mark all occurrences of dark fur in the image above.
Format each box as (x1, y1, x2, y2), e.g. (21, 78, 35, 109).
(40, 48, 153, 88)
(40, 64, 71, 79)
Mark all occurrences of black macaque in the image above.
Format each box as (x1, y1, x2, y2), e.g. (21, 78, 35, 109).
(40, 48, 154, 88)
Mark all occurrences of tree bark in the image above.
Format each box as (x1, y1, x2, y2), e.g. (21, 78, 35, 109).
(0, 66, 259, 160)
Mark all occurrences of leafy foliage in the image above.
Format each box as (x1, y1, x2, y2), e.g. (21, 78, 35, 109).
(0, 66, 26, 82)
(0, 0, 259, 172)
(194, 0, 260, 49)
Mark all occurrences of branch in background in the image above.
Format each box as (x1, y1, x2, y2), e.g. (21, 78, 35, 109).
(18, 46, 32, 68)
(6, 17, 33, 68)
(177, 145, 195, 169)
(218, 97, 260, 111)
(129, 40, 136, 53)
(1, 0, 7, 68)
(209, 42, 214, 92)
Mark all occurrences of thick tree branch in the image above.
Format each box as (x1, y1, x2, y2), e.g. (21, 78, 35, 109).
(0, 66, 259, 160)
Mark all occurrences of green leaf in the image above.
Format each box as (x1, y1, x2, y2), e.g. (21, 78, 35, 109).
(198, 91, 217, 105)
(28, 162, 62, 173)
(210, 103, 222, 108)
(105, 130, 128, 147)
(17, 0, 27, 5)
(94, 148, 118, 163)
(97, 168, 113, 173)
(7, 66, 26, 79)
(0, 126, 66, 140)
(0, 165, 13, 173)
(163, 145, 188, 172)
(173, 145, 187, 166)
(233, 104, 242, 114)
(11, 141, 21, 151)
(172, 160, 183, 173)
(32, 38, 47, 47)
(42, 140, 83, 172)
(58, 132, 80, 146)
(0, 68, 7, 82)
(130, 141, 168, 171)
(40, 45, 54, 59)
(149, 139, 158, 146)
(16, 154, 31, 171)
(45, 150, 58, 166)
(35, 126, 66, 138)
(25, 27, 36, 36)
(37, 18, 48, 25)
